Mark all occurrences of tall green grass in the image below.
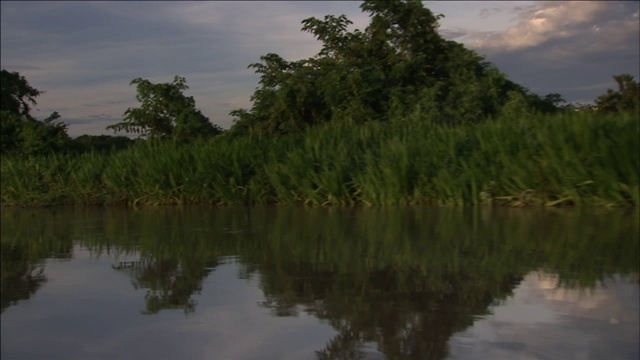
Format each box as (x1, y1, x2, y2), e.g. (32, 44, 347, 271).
(1, 111, 638, 207)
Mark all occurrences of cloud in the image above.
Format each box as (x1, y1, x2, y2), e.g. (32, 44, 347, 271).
(446, 1, 639, 102)
(1, 1, 369, 135)
(479, 7, 504, 19)
(439, 27, 469, 40)
(2, 1, 638, 136)
(471, 2, 605, 50)
(0, 64, 42, 72)
(467, 1, 637, 53)
(165, 1, 367, 62)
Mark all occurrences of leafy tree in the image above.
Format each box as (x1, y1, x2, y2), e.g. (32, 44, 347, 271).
(595, 74, 640, 113)
(20, 111, 70, 154)
(230, 0, 562, 136)
(0, 69, 70, 155)
(107, 76, 222, 141)
(0, 70, 42, 116)
(0, 111, 22, 154)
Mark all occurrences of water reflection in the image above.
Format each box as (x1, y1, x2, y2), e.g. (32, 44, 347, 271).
(112, 258, 215, 314)
(1, 216, 73, 313)
(1, 206, 638, 359)
(448, 272, 639, 360)
(0, 242, 46, 313)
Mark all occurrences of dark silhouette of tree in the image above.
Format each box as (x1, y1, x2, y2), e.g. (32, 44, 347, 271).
(1, 70, 42, 116)
(0, 69, 70, 155)
(595, 74, 640, 113)
(107, 76, 223, 141)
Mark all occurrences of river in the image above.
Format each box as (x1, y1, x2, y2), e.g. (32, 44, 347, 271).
(1, 206, 638, 359)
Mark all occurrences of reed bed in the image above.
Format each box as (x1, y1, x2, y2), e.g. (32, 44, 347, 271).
(1, 111, 638, 207)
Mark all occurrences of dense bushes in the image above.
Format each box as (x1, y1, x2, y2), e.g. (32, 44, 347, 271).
(2, 111, 637, 207)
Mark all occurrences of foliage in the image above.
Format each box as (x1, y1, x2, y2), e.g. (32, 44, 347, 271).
(595, 74, 640, 114)
(107, 76, 223, 141)
(0, 69, 71, 156)
(230, 0, 566, 136)
(19, 111, 70, 154)
(2, 111, 637, 207)
(0, 111, 71, 156)
(0, 69, 42, 116)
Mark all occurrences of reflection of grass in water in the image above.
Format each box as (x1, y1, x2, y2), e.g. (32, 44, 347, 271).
(2, 111, 638, 207)
(2, 207, 638, 283)
(1, 207, 638, 357)
(2, 206, 637, 294)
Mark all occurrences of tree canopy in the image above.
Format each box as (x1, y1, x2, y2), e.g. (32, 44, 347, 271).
(595, 74, 640, 114)
(229, 0, 565, 136)
(0, 69, 70, 155)
(0, 70, 42, 116)
(107, 76, 222, 141)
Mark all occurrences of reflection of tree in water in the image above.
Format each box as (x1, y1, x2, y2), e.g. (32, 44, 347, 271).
(2, 206, 637, 357)
(237, 207, 638, 359)
(1, 242, 48, 313)
(102, 207, 242, 315)
(1, 232, 73, 313)
(113, 256, 218, 315)
(256, 261, 522, 360)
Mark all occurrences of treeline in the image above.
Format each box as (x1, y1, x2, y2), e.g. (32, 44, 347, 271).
(1, 110, 637, 207)
(1, 0, 639, 207)
(0, 70, 134, 156)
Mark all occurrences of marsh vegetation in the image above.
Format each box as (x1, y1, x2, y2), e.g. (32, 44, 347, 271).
(1, 111, 638, 207)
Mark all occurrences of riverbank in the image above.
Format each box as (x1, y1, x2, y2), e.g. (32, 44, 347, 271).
(1, 111, 638, 207)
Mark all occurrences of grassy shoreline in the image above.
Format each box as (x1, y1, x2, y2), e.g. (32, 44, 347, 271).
(2, 112, 638, 207)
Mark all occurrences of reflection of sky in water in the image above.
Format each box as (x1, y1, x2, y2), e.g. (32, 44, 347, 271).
(2, 244, 638, 360)
(447, 272, 640, 360)
(1, 245, 338, 360)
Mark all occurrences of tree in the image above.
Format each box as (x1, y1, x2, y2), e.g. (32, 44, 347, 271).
(0, 70, 42, 116)
(19, 111, 70, 154)
(595, 74, 640, 113)
(230, 0, 561, 136)
(0, 69, 70, 155)
(107, 76, 222, 141)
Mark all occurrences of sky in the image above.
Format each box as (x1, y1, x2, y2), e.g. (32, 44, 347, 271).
(1, 1, 639, 137)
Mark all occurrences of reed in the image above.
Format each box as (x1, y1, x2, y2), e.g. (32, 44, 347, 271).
(1, 111, 637, 207)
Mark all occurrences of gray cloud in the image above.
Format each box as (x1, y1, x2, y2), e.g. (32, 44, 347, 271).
(1, 1, 638, 136)
(1, 1, 372, 134)
(67, 116, 115, 125)
(0, 64, 42, 72)
(439, 27, 469, 40)
(454, 1, 640, 102)
(479, 7, 503, 19)
(465, 1, 638, 54)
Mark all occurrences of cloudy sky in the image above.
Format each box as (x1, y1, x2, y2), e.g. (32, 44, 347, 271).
(1, 1, 638, 137)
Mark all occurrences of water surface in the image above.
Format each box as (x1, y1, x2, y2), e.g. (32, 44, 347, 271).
(1, 206, 638, 359)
